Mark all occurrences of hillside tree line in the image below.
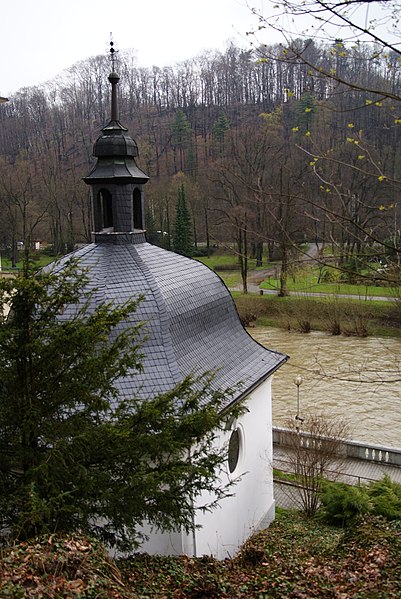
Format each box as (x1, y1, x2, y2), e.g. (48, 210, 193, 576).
(1, 14, 400, 286)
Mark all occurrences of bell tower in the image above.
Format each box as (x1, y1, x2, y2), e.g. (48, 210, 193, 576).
(83, 41, 149, 244)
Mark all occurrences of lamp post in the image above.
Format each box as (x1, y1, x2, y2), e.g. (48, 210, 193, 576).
(294, 375, 304, 431)
(0, 97, 8, 271)
(0, 97, 9, 271)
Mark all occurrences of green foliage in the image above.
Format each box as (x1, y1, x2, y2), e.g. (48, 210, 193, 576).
(173, 183, 194, 257)
(0, 260, 236, 550)
(259, 263, 395, 297)
(319, 476, 401, 526)
(3, 511, 401, 597)
(122, 510, 401, 597)
(191, 246, 215, 258)
(319, 481, 371, 526)
(212, 112, 230, 157)
(319, 267, 337, 283)
(384, 236, 401, 264)
(144, 205, 157, 241)
(0, 251, 57, 271)
(295, 92, 317, 133)
(171, 109, 191, 149)
(212, 112, 230, 140)
(368, 475, 401, 520)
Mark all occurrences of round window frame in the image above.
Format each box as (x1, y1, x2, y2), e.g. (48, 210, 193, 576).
(227, 427, 242, 474)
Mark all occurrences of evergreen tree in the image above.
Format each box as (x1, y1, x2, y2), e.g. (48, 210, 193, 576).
(295, 92, 317, 134)
(212, 112, 230, 156)
(171, 110, 191, 172)
(144, 203, 158, 245)
(0, 260, 235, 550)
(173, 183, 194, 257)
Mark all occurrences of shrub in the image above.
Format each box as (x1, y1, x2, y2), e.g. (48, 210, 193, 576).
(192, 247, 215, 258)
(319, 268, 337, 283)
(319, 481, 371, 526)
(40, 244, 57, 256)
(319, 476, 401, 527)
(368, 475, 401, 521)
(213, 263, 241, 271)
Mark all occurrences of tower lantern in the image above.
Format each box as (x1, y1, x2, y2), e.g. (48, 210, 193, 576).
(83, 40, 149, 244)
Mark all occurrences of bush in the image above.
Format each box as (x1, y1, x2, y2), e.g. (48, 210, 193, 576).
(234, 296, 272, 324)
(319, 481, 371, 526)
(319, 268, 337, 283)
(192, 246, 215, 258)
(213, 263, 241, 271)
(40, 244, 57, 256)
(368, 475, 401, 521)
(319, 476, 401, 526)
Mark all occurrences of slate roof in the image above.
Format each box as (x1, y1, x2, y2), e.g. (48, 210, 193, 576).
(84, 119, 149, 184)
(52, 240, 287, 410)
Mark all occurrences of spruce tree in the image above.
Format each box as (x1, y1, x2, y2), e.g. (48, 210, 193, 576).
(212, 112, 230, 156)
(0, 259, 235, 549)
(171, 110, 191, 172)
(173, 183, 194, 257)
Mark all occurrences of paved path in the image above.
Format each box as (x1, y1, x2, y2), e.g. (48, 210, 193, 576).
(229, 244, 394, 300)
(230, 279, 394, 302)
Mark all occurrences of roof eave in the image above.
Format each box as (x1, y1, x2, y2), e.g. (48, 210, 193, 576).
(221, 353, 289, 415)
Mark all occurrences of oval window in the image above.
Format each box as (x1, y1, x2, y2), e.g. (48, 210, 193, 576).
(228, 428, 241, 473)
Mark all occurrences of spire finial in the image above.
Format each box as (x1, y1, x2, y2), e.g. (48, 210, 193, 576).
(108, 35, 120, 122)
(109, 34, 118, 72)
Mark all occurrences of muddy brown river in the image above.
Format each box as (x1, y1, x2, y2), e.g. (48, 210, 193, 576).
(250, 327, 401, 449)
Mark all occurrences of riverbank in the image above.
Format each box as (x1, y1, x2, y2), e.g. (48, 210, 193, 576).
(233, 292, 401, 338)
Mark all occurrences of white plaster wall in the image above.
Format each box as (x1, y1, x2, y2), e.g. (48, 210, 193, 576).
(137, 376, 274, 559)
(189, 377, 274, 559)
(136, 523, 184, 556)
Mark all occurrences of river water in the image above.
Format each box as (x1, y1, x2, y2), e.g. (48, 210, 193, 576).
(250, 327, 401, 449)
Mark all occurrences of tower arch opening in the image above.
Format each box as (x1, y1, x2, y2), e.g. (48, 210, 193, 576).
(97, 189, 113, 231)
(133, 187, 143, 230)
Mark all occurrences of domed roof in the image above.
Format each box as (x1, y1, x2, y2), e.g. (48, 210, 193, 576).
(52, 242, 286, 409)
(73, 55, 286, 409)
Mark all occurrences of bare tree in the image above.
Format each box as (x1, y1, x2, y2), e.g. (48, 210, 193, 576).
(275, 413, 351, 516)
(245, 0, 401, 284)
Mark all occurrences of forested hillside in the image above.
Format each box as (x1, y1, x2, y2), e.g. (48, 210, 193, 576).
(1, 37, 400, 276)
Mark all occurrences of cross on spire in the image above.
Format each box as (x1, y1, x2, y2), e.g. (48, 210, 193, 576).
(109, 34, 118, 72)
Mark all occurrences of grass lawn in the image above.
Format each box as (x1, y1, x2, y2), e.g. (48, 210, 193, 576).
(196, 254, 274, 289)
(0, 254, 59, 271)
(260, 274, 397, 298)
(196, 255, 399, 298)
(260, 267, 400, 298)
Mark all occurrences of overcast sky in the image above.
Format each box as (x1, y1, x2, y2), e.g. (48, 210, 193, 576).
(1, 0, 266, 96)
